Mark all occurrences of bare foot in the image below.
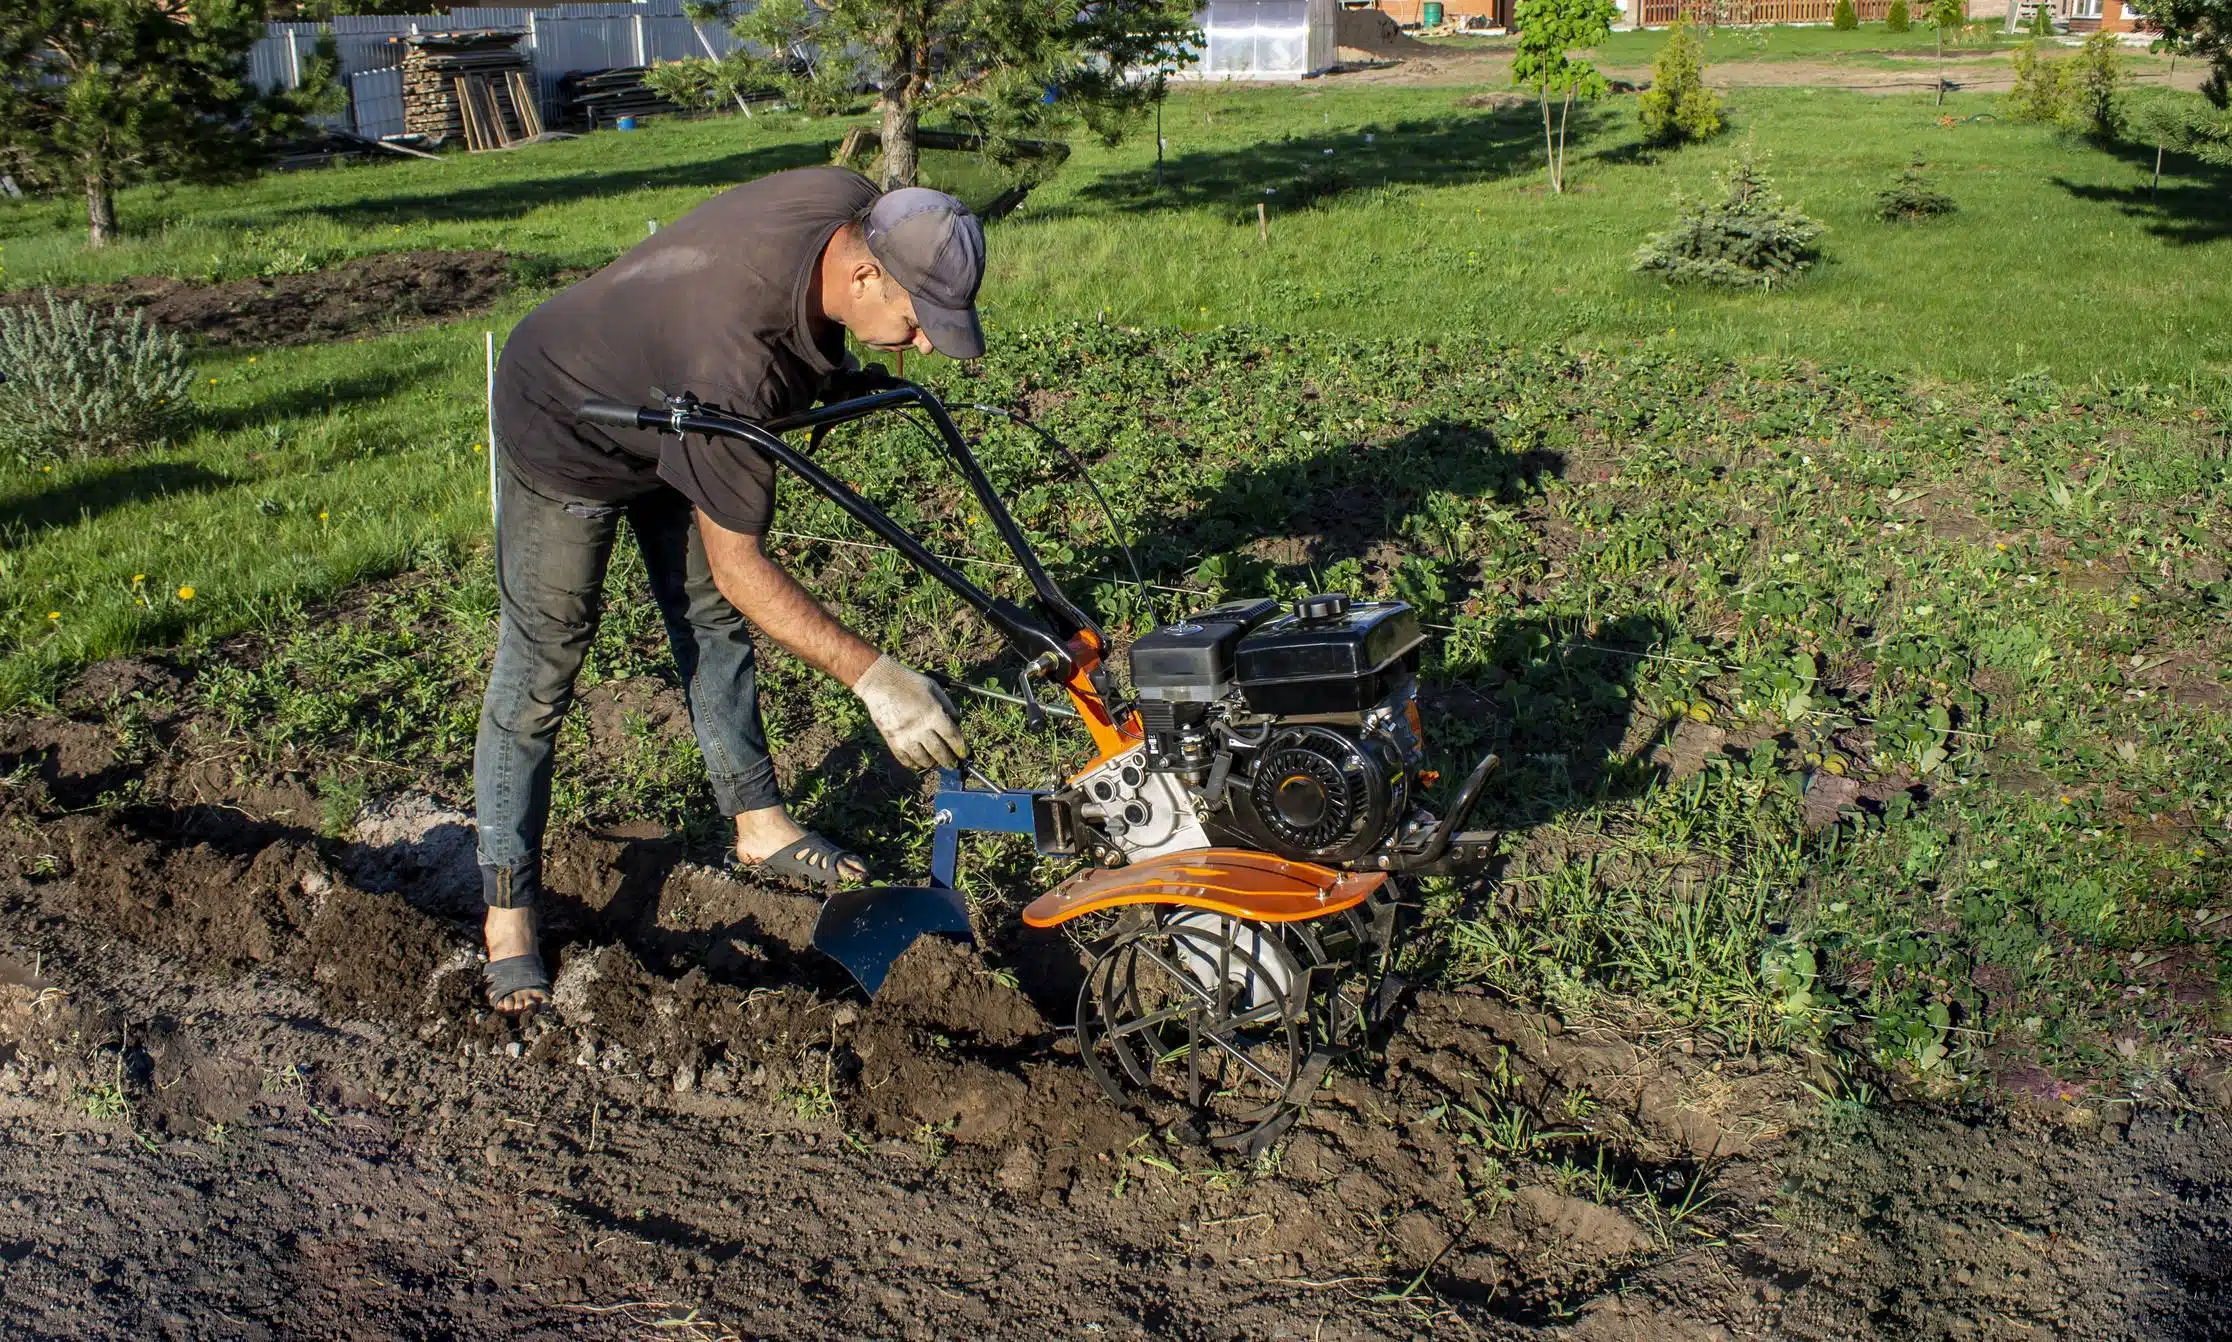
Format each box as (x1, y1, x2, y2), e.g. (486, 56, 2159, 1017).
(733, 805, 869, 883)
(483, 905, 547, 1014)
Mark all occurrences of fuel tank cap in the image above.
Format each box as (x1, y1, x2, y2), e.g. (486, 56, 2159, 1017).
(1293, 592, 1352, 622)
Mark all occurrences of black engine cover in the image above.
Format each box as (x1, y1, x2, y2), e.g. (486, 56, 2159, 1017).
(1225, 725, 1407, 864)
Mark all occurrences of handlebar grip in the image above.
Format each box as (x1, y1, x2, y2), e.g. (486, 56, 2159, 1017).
(578, 398, 655, 431)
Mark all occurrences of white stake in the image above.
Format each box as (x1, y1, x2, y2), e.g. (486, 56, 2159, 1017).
(484, 330, 498, 529)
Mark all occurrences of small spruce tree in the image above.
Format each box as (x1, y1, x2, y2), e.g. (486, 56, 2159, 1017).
(1639, 20, 1724, 145)
(1888, 0, 1912, 32)
(1834, 0, 1861, 30)
(1634, 152, 1825, 289)
(1876, 153, 1958, 221)
(2030, 4, 2057, 36)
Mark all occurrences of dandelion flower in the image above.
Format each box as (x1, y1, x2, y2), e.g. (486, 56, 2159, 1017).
(471, 443, 484, 454)
(319, 511, 328, 521)
(46, 611, 59, 621)
(177, 586, 196, 601)
(131, 573, 145, 583)
(248, 356, 257, 363)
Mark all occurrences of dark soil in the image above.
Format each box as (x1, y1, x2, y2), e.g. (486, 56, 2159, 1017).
(0, 250, 512, 349)
(0, 655, 2227, 1338)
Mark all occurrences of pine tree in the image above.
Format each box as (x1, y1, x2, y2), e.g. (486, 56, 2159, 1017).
(657, 0, 1198, 189)
(1834, 0, 1861, 31)
(1513, 0, 1622, 194)
(0, 0, 268, 247)
(2148, 0, 2231, 106)
(1888, 0, 1912, 32)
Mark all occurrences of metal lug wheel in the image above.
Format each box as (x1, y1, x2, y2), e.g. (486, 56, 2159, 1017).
(1074, 908, 1319, 1151)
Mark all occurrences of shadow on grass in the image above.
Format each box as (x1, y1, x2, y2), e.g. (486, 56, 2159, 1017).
(2051, 145, 2232, 245)
(288, 139, 837, 228)
(194, 360, 453, 436)
(0, 461, 233, 544)
(1064, 105, 1595, 218)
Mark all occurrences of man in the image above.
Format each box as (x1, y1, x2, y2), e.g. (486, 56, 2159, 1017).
(478, 167, 982, 1015)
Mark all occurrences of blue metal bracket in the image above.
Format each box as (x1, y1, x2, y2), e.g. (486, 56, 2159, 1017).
(928, 767, 1044, 888)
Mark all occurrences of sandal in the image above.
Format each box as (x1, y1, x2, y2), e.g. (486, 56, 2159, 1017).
(741, 831, 869, 890)
(484, 910, 550, 1016)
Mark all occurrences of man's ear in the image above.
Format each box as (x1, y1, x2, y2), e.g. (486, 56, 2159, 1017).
(850, 258, 885, 297)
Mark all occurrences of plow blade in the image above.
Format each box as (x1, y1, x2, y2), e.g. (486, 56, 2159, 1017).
(812, 885, 975, 996)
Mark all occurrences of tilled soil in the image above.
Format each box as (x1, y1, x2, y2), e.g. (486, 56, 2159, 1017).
(0, 250, 512, 349)
(0, 663, 2227, 1338)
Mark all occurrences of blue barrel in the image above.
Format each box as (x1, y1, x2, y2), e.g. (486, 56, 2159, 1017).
(615, 115, 638, 131)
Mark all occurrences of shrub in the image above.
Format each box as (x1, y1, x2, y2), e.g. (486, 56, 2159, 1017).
(1876, 153, 1958, 221)
(2070, 30, 2126, 140)
(1634, 154, 1825, 289)
(1638, 20, 1725, 145)
(1833, 0, 1860, 29)
(0, 294, 194, 461)
(2029, 3, 2055, 35)
(2005, 39, 2071, 123)
(1887, 0, 1911, 31)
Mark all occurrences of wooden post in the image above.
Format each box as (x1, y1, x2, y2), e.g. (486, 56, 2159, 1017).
(1257, 200, 1268, 242)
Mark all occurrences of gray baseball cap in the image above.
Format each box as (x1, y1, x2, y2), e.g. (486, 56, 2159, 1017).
(862, 187, 986, 359)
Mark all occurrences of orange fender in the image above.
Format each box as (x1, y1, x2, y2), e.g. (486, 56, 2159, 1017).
(1021, 848, 1386, 929)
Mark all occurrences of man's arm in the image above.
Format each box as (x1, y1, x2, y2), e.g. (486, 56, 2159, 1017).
(697, 510, 878, 686)
(696, 510, 966, 769)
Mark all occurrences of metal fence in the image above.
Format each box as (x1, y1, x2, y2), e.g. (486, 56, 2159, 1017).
(246, 1, 744, 139)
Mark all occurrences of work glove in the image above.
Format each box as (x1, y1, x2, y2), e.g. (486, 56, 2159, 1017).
(851, 654, 967, 771)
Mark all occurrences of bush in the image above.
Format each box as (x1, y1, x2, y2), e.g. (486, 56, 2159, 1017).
(1833, 0, 1860, 29)
(1634, 155, 1825, 289)
(1638, 20, 1725, 145)
(2005, 39, 2070, 123)
(2070, 30, 2125, 140)
(1876, 153, 1958, 221)
(0, 294, 194, 461)
(2029, 3, 2055, 35)
(1887, 0, 1911, 31)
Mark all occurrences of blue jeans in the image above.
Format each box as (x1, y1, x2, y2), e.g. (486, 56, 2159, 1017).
(474, 449, 782, 909)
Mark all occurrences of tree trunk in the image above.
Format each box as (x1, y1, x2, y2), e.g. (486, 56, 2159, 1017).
(878, 93, 919, 189)
(1557, 88, 1574, 192)
(1540, 90, 1560, 194)
(85, 171, 117, 248)
(1936, 32, 1946, 106)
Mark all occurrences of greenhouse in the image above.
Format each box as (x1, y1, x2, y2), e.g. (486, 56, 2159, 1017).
(1183, 0, 1339, 81)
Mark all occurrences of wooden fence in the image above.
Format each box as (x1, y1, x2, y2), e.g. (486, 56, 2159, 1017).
(1637, 0, 1902, 23)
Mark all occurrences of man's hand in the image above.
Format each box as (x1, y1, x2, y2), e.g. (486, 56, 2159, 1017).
(852, 654, 967, 770)
(820, 358, 904, 405)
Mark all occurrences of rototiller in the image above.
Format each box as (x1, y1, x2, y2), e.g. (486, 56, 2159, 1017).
(580, 382, 1499, 1150)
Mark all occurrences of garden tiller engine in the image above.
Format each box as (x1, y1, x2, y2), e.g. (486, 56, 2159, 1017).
(579, 383, 1500, 1150)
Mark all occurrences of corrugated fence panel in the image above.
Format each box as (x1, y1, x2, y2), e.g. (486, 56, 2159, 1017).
(252, 5, 753, 128)
(350, 66, 407, 139)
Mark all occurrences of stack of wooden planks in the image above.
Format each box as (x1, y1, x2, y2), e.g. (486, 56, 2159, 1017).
(558, 67, 682, 130)
(398, 29, 544, 150)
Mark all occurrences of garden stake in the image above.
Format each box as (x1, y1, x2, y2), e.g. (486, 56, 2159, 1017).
(484, 331, 497, 527)
(1258, 200, 1268, 242)
(575, 379, 1501, 1152)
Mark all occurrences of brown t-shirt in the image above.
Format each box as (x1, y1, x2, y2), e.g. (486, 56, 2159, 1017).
(493, 166, 880, 534)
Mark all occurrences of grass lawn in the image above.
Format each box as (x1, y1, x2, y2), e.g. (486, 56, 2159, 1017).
(1434, 20, 2047, 66)
(0, 71, 2224, 1096)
